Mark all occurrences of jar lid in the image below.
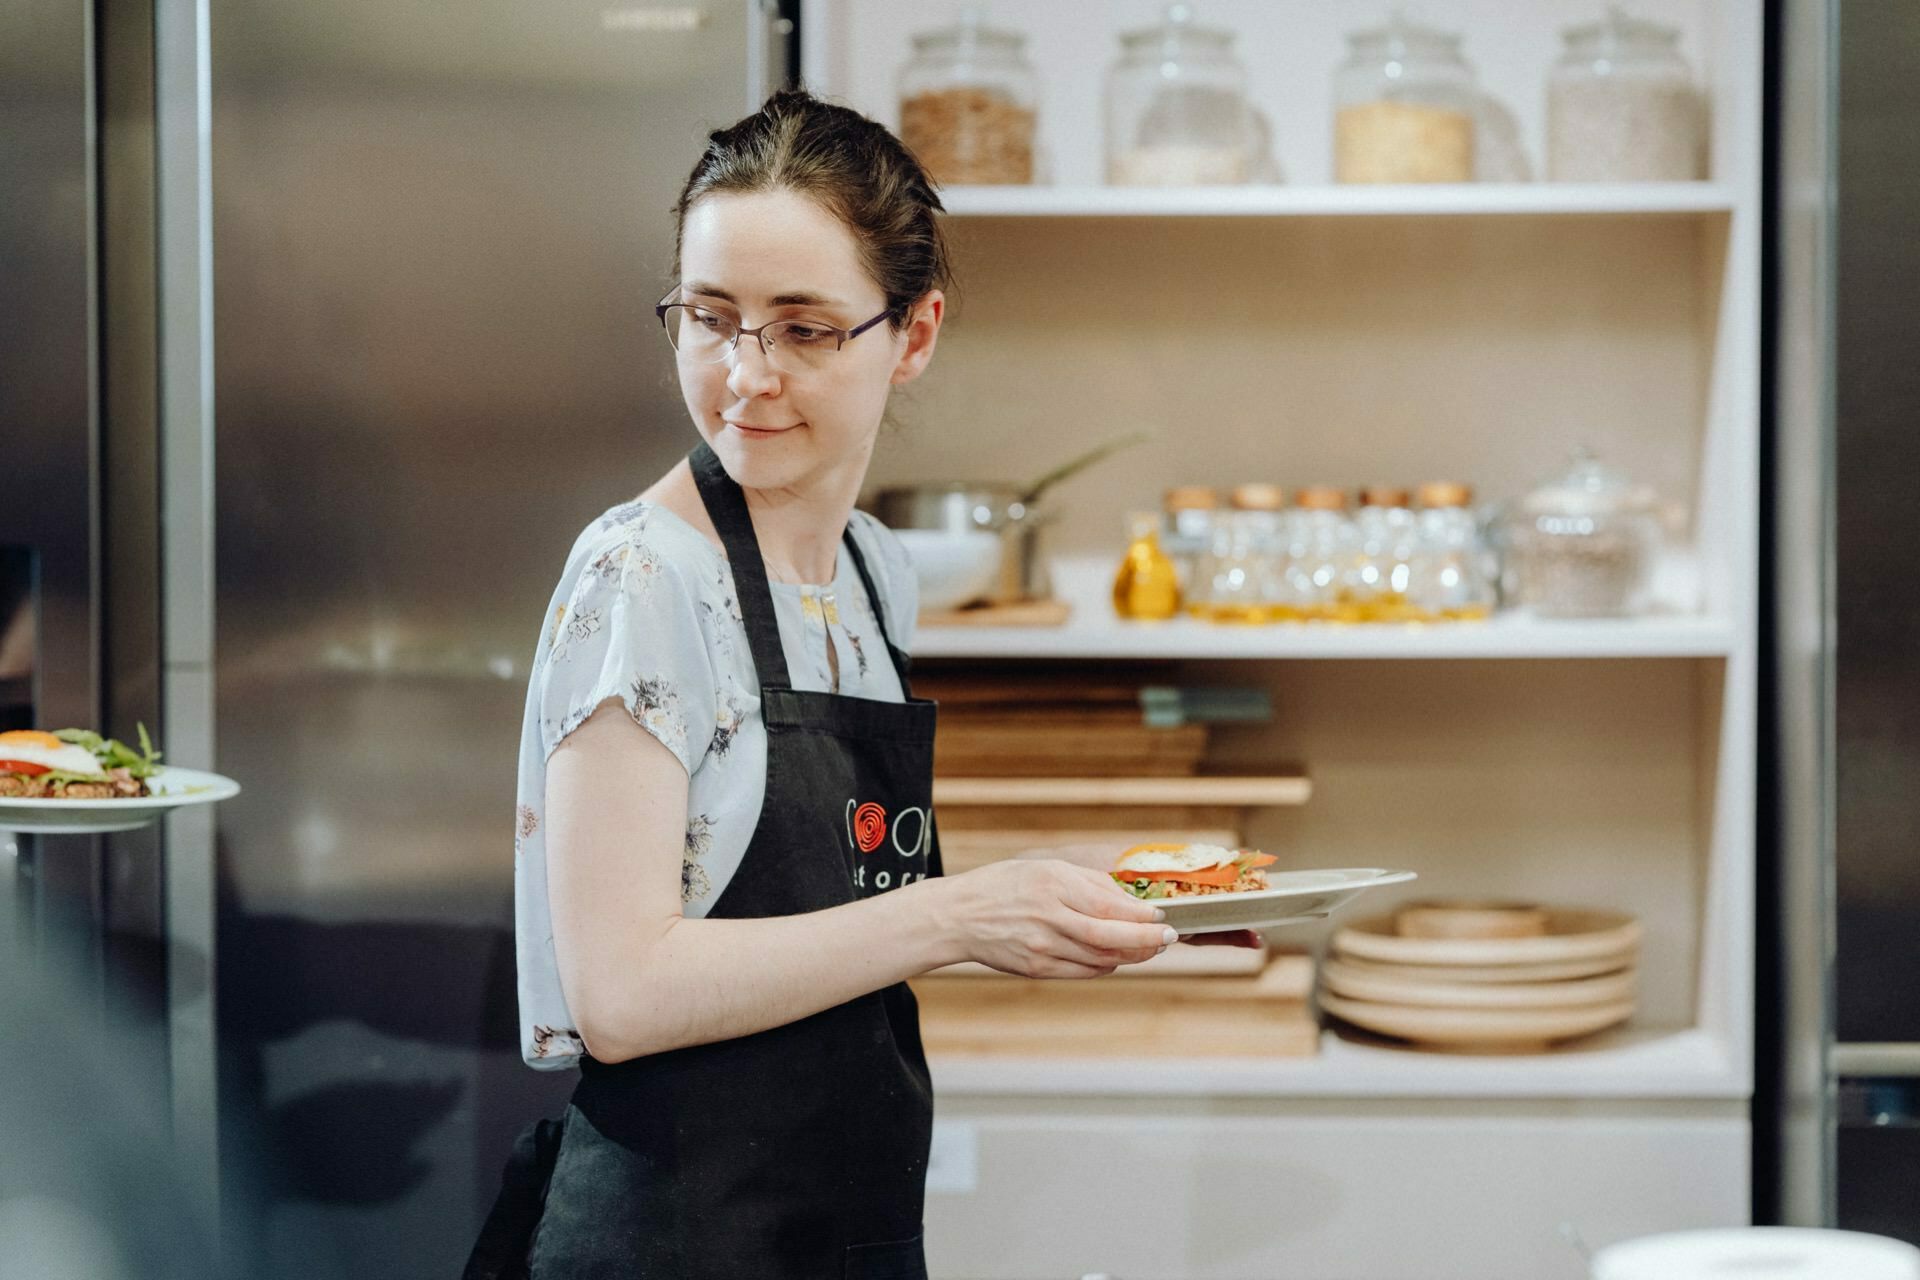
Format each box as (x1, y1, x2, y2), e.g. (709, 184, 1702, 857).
(1417, 481, 1474, 508)
(1563, 5, 1682, 54)
(912, 6, 1027, 55)
(1344, 10, 1465, 62)
(1520, 448, 1655, 518)
(1229, 483, 1286, 511)
(1164, 485, 1219, 511)
(1119, 2, 1237, 55)
(1359, 485, 1411, 508)
(1294, 485, 1349, 512)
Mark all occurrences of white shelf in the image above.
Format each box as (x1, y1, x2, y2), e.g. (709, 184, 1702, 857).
(933, 773, 1311, 807)
(914, 612, 1737, 661)
(939, 182, 1739, 219)
(929, 1026, 1745, 1100)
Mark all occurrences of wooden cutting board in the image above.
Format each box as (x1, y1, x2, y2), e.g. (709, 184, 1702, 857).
(919, 598, 1072, 628)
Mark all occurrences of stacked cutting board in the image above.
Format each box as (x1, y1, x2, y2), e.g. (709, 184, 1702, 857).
(911, 945, 1319, 1057)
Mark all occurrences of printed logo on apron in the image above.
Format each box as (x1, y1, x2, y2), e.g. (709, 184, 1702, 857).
(845, 798, 931, 892)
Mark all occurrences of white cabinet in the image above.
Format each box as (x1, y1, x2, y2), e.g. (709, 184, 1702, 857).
(804, 2, 1762, 1274)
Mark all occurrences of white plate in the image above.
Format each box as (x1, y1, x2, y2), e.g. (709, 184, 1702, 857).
(0, 766, 241, 834)
(1154, 867, 1417, 935)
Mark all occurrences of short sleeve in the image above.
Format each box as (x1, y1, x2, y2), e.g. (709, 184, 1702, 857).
(849, 511, 919, 653)
(535, 523, 718, 777)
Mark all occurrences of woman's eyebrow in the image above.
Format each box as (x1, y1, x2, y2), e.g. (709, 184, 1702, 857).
(683, 281, 845, 308)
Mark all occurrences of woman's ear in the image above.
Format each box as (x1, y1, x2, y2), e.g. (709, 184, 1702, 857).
(889, 290, 944, 386)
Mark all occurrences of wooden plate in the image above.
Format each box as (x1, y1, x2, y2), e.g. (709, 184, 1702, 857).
(1320, 958, 1638, 1009)
(1319, 991, 1635, 1053)
(1324, 951, 1636, 985)
(1332, 908, 1641, 967)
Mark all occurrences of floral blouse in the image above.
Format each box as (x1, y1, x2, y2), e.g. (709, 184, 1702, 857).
(513, 497, 918, 1071)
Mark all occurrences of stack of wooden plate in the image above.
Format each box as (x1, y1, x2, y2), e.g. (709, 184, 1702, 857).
(1318, 901, 1642, 1054)
(914, 670, 1209, 778)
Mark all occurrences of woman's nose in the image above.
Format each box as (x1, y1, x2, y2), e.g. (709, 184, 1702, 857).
(725, 338, 781, 398)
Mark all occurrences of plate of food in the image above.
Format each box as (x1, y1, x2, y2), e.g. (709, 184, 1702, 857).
(0, 726, 240, 834)
(1108, 843, 1417, 935)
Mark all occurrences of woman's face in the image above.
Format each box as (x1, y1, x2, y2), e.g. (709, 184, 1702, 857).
(673, 188, 941, 495)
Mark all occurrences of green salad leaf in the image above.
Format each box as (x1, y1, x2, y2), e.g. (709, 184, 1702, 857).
(53, 722, 163, 779)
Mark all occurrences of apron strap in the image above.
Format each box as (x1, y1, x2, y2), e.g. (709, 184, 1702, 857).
(689, 444, 792, 689)
(840, 529, 914, 689)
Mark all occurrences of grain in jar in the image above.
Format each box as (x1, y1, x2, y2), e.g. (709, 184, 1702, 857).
(898, 12, 1037, 186)
(1334, 14, 1478, 184)
(1547, 7, 1704, 182)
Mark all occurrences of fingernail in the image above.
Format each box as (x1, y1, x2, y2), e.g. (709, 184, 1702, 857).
(1161, 926, 1179, 946)
(1153, 908, 1168, 922)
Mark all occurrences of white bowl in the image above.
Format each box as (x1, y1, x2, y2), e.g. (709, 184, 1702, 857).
(892, 529, 1001, 612)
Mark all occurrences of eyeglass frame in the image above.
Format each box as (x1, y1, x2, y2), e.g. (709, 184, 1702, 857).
(654, 288, 896, 366)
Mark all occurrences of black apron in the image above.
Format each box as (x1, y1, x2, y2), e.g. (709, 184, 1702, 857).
(466, 444, 941, 1280)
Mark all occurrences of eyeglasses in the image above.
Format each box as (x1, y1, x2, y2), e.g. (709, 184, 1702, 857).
(655, 290, 893, 374)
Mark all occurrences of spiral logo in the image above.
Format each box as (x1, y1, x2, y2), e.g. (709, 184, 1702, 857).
(852, 802, 887, 854)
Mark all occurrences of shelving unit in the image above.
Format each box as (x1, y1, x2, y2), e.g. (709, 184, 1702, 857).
(807, 2, 1760, 1275)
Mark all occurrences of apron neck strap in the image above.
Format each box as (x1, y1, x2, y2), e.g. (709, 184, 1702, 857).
(688, 443, 914, 693)
(690, 443, 792, 689)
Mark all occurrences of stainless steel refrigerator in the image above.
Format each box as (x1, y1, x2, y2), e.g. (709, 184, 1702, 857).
(2, 0, 789, 1274)
(1768, 0, 1920, 1241)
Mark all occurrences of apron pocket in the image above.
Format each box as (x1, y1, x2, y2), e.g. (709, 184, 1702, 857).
(843, 1230, 928, 1280)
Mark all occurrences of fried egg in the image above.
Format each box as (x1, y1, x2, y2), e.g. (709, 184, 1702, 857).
(1114, 843, 1236, 875)
(0, 730, 105, 777)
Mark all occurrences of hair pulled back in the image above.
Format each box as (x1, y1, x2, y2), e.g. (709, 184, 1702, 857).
(672, 88, 953, 330)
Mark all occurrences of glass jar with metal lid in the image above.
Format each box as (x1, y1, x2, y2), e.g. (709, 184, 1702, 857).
(1106, 3, 1254, 186)
(1547, 6, 1704, 182)
(1351, 485, 1419, 621)
(898, 7, 1038, 186)
(1333, 11, 1479, 184)
(1508, 448, 1659, 617)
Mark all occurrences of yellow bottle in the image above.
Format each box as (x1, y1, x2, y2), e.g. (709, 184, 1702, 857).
(1112, 512, 1181, 620)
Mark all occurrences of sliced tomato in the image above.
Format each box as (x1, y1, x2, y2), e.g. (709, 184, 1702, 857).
(1111, 864, 1241, 887)
(0, 759, 51, 777)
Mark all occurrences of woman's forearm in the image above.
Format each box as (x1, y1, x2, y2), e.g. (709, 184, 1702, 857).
(586, 876, 968, 1062)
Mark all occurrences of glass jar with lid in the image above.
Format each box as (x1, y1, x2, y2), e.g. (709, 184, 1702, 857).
(1407, 481, 1496, 621)
(1285, 486, 1354, 622)
(1333, 11, 1479, 184)
(1351, 485, 1419, 621)
(1547, 6, 1704, 182)
(1160, 485, 1218, 599)
(898, 7, 1038, 186)
(1508, 448, 1659, 618)
(1106, 3, 1254, 186)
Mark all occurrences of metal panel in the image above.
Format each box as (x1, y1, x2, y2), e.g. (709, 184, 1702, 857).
(206, 2, 763, 1272)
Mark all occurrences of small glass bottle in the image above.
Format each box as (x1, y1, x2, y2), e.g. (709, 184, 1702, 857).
(1112, 511, 1181, 621)
(1333, 12, 1480, 184)
(898, 7, 1039, 186)
(1229, 483, 1289, 623)
(1286, 486, 1354, 622)
(1547, 6, 1704, 182)
(1407, 481, 1496, 621)
(1161, 486, 1218, 599)
(1106, 3, 1254, 186)
(1350, 485, 1418, 621)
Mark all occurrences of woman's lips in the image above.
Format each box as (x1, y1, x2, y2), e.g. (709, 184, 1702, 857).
(726, 421, 797, 439)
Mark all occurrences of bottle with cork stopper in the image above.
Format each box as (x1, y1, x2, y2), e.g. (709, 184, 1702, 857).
(1351, 485, 1419, 622)
(1408, 480, 1495, 621)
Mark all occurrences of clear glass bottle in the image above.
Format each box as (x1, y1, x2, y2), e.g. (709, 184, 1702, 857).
(1230, 483, 1289, 623)
(898, 8, 1039, 186)
(1333, 12, 1479, 184)
(1286, 486, 1354, 622)
(1196, 495, 1274, 625)
(1407, 481, 1496, 621)
(1547, 7, 1704, 182)
(1508, 448, 1660, 618)
(1106, 3, 1253, 186)
(1351, 486, 1419, 621)
(1161, 485, 1218, 599)
(1112, 511, 1181, 621)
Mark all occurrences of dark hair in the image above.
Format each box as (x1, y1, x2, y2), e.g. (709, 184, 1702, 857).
(672, 88, 953, 331)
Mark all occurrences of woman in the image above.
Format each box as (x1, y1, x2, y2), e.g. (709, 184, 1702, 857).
(471, 89, 1225, 1280)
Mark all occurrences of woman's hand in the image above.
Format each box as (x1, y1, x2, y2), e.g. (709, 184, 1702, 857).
(940, 859, 1176, 979)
